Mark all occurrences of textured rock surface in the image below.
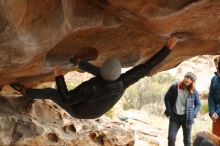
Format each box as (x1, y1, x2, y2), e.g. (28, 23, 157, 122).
(1, 0, 220, 86)
(0, 95, 134, 146)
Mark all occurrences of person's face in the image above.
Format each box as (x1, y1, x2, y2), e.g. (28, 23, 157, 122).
(218, 61, 220, 73)
(183, 76, 193, 86)
(214, 57, 220, 72)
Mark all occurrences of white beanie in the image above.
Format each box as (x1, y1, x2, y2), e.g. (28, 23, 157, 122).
(185, 72, 197, 82)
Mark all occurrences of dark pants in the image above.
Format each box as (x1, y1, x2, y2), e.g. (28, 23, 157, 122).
(25, 88, 74, 116)
(168, 114, 192, 146)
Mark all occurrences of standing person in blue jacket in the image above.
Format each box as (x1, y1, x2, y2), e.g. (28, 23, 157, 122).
(164, 72, 201, 146)
(208, 56, 220, 136)
(11, 37, 179, 119)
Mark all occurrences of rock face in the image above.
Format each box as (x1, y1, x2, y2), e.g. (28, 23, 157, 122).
(0, 95, 134, 146)
(1, 0, 220, 86)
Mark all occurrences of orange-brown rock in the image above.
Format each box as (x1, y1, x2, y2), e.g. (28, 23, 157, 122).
(1, 0, 220, 86)
(0, 95, 134, 146)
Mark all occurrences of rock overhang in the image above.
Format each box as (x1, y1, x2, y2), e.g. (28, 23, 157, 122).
(0, 0, 220, 86)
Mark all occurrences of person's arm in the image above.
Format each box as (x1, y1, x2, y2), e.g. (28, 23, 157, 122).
(55, 75, 72, 100)
(215, 108, 220, 116)
(193, 90, 201, 117)
(70, 56, 100, 77)
(121, 37, 178, 88)
(164, 85, 174, 117)
(121, 46, 170, 88)
(53, 65, 86, 105)
(208, 78, 216, 117)
(55, 75, 88, 105)
(78, 60, 100, 77)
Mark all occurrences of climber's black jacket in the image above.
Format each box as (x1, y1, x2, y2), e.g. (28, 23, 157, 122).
(55, 46, 171, 119)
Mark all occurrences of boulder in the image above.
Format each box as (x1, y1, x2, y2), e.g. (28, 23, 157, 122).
(0, 96, 135, 145)
(0, 0, 220, 86)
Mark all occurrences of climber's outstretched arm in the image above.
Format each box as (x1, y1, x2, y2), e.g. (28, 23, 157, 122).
(70, 56, 100, 77)
(121, 37, 178, 88)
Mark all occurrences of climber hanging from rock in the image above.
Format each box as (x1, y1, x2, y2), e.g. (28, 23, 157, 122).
(10, 36, 179, 119)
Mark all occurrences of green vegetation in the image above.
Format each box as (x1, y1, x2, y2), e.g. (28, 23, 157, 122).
(105, 108, 117, 118)
(200, 99, 209, 115)
(66, 82, 81, 90)
(122, 72, 176, 115)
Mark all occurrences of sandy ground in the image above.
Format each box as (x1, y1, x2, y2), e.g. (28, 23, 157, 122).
(146, 114, 212, 146)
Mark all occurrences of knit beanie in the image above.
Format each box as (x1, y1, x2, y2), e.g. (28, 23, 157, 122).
(185, 72, 197, 82)
(100, 58, 121, 81)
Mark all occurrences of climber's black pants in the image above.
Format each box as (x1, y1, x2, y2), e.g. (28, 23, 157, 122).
(25, 88, 74, 116)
